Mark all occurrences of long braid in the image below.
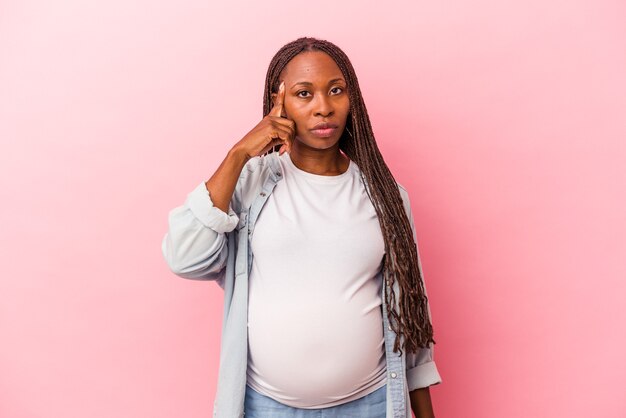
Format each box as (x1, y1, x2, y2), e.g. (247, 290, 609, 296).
(262, 37, 435, 355)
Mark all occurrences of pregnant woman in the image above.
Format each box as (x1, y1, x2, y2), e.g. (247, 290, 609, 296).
(162, 36, 442, 418)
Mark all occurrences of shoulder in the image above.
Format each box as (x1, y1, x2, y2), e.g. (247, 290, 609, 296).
(236, 154, 267, 190)
(355, 162, 412, 217)
(232, 154, 276, 211)
(396, 181, 408, 198)
(395, 181, 412, 215)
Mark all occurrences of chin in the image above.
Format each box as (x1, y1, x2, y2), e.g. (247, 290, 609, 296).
(296, 133, 343, 150)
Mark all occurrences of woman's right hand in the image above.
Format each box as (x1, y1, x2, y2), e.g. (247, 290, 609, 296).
(233, 81, 295, 160)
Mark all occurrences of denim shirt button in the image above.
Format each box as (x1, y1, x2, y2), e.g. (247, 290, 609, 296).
(391, 372, 397, 378)
(388, 325, 392, 331)
(276, 172, 282, 176)
(260, 192, 266, 196)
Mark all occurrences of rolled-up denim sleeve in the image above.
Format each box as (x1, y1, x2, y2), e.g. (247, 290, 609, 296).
(406, 345, 441, 390)
(401, 186, 443, 390)
(186, 181, 239, 233)
(161, 181, 239, 281)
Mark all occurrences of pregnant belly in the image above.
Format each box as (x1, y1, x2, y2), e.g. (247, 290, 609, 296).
(247, 294, 385, 401)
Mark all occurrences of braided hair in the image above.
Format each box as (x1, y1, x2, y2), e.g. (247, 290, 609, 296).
(261, 36, 435, 355)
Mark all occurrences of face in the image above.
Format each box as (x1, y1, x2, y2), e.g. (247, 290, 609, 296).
(271, 51, 350, 150)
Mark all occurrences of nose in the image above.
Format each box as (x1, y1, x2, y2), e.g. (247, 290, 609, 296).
(313, 94, 334, 117)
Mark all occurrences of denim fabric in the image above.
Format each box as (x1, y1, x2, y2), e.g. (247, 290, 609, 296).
(244, 383, 387, 418)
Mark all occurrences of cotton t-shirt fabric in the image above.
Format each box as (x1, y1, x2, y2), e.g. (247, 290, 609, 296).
(246, 152, 388, 408)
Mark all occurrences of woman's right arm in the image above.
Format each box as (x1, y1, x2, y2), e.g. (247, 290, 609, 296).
(161, 80, 295, 282)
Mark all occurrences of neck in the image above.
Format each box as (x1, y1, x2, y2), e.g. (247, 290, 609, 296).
(288, 139, 349, 176)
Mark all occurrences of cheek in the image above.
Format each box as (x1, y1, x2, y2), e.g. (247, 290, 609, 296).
(341, 98, 351, 114)
(283, 101, 306, 128)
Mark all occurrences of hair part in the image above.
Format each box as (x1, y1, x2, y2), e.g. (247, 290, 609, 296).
(262, 36, 435, 355)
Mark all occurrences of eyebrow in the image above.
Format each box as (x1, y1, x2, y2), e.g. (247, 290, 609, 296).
(290, 78, 345, 89)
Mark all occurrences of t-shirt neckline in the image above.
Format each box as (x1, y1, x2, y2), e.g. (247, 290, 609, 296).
(282, 152, 353, 183)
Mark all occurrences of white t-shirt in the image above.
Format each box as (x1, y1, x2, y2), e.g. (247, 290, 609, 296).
(246, 152, 388, 408)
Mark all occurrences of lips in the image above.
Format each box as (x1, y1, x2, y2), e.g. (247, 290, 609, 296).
(311, 122, 339, 130)
(309, 122, 340, 138)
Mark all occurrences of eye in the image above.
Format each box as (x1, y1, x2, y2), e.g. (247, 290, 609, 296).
(297, 87, 345, 98)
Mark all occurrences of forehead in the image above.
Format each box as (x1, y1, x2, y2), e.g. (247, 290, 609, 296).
(281, 51, 344, 84)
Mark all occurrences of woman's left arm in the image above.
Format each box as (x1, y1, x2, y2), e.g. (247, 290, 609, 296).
(410, 386, 435, 418)
(398, 184, 442, 418)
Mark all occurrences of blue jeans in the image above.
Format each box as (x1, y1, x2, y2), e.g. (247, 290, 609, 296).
(244, 383, 387, 417)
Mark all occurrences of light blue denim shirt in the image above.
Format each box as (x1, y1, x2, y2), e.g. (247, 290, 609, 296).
(162, 151, 442, 418)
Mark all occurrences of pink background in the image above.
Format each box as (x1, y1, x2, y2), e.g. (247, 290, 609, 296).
(1, 1, 625, 417)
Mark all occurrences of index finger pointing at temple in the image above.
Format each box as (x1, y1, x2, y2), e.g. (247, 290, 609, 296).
(270, 81, 285, 117)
